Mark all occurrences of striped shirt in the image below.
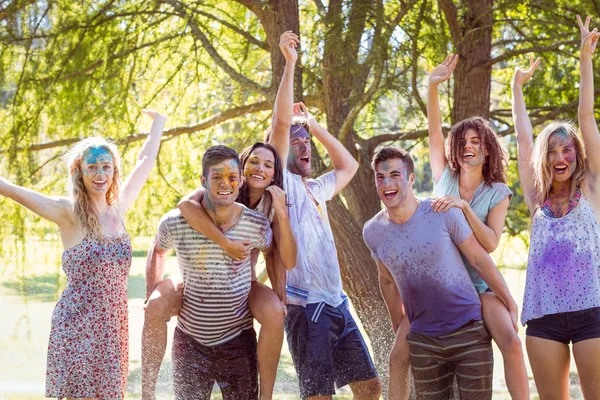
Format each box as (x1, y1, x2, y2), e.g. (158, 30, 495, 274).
(156, 206, 272, 346)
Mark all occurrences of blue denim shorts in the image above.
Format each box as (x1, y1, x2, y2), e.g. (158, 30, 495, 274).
(526, 307, 600, 344)
(284, 300, 378, 399)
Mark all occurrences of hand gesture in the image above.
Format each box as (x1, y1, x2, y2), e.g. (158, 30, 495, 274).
(578, 15, 600, 58)
(430, 195, 465, 213)
(429, 54, 458, 86)
(508, 301, 519, 333)
(279, 31, 299, 64)
(293, 102, 315, 125)
(512, 56, 541, 87)
(266, 185, 288, 217)
(142, 109, 167, 122)
(223, 239, 252, 261)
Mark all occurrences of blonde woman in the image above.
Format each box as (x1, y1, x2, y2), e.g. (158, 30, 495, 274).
(0, 110, 165, 400)
(512, 17, 600, 399)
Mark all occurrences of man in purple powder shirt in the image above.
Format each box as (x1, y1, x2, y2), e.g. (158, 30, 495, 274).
(363, 146, 519, 399)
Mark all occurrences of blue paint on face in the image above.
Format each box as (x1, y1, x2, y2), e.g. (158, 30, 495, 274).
(84, 147, 113, 166)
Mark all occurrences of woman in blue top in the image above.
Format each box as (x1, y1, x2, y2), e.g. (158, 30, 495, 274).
(387, 55, 529, 400)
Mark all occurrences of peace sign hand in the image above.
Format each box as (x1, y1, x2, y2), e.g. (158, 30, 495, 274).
(578, 15, 600, 58)
(512, 56, 541, 87)
(429, 54, 458, 86)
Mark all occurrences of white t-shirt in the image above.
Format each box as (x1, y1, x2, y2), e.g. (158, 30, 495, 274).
(284, 169, 344, 307)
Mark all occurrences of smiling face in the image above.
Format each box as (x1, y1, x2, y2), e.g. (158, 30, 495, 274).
(375, 158, 414, 210)
(457, 129, 486, 169)
(287, 125, 312, 177)
(547, 131, 577, 183)
(81, 147, 114, 195)
(202, 158, 241, 209)
(243, 147, 276, 191)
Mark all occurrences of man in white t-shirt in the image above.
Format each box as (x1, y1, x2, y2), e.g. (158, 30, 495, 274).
(266, 31, 381, 400)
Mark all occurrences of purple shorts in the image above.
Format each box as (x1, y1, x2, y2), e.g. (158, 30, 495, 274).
(526, 307, 600, 344)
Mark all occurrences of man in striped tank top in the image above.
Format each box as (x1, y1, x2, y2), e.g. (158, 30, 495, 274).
(147, 145, 273, 399)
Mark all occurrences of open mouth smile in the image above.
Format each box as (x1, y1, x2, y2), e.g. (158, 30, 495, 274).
(554, 164, 569, 174)
(250, 174, 265, 180)
(383, 190, 398, 199)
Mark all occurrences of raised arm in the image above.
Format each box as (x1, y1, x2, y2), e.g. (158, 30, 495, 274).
(298, 103, 359, 196)
(427, 54, 458, 181)
(457, 235, 519, 331)
(268, 31, 298, 163)
(266, 186, 297, 271)
(578, 16, 600, 177)
(511, 56, 541, 215)
(0, 177, 73, 228)
(376, 260, 405, 333)
(177, 188, 251, 261)
(120, 110, 166, 213)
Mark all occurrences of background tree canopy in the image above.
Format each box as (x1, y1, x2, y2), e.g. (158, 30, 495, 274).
(1, 0, 599, 386)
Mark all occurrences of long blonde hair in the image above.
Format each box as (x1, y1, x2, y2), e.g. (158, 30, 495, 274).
(65, 137, 121, 239)
(531, 121, 586, 207)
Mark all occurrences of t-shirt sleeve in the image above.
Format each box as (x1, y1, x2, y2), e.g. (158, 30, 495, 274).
(254, 217, 273, 252)
(362, 220, 382, 262)
(489, 183, 513, 210)
(155, 214, 174, 252)
(310, 170, 337, 202)
(445, 208, 473, 245)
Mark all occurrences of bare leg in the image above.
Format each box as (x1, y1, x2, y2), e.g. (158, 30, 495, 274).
(349, 377, 383, 400)
(573, 337, 600, 399)
(388, 317, 411, 400)
(526, 335, 570, 400)
(480, 292, 530, 399)
(141, 278, 182, 400)
(249, 281, 285, 400)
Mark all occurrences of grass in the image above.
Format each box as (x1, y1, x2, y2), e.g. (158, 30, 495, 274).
(0, 234, 584, 399)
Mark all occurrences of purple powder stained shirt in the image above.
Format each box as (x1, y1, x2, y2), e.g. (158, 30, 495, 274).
(363, 199, 482, 336)
(522, 194, 600, 325)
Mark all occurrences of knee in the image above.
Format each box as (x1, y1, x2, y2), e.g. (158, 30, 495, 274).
(363, 378, 383, 399)
(144, 295, 174, 324)
(257, 299, 285, 329)
(497, 330, 523, 355)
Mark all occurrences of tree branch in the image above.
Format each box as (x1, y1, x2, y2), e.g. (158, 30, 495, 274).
(0, 101, 271, 155)
(438, 0, 462, 45)
(481, 40, 578, 68)
(313, 0, 326, 14)
(194, 9, 269, 51)
(1, 93, 325, 155)
(338, 0, 417, 144)
(165, 0, 269, 97)
(411, 0, 428, 117)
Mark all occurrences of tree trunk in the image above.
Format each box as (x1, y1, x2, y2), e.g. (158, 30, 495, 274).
(451, 0, 493, 123)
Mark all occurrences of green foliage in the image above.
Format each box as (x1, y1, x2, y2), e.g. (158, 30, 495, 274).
(0, 0, 598, 258)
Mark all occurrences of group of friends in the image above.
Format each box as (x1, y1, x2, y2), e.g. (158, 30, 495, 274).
(2, 15, 600, 400)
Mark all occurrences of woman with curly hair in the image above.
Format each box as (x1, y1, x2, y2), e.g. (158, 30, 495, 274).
(386, 55, 529, 400)
(512, 16, 600, 399)
(0, 110, 166, 400)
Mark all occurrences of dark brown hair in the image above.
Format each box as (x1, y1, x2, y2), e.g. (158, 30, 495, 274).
(371, 146, 414, 175)
(446, 116, 507, 185)
(201, 145, 240, 179)
(237, 142, 284, 208)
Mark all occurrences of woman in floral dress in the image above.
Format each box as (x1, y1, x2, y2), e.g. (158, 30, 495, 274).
(0, 110, 166, 400)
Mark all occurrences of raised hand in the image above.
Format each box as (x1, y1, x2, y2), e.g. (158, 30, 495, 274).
(512, 56, 541, 87)
(578, 15, 600, 58)
(142, 109, 167, 122)
(429, 54, 458, 86)
(265, 185, 288, 217)
(293, 102, 315, 125)
(279, 31, 299, 64)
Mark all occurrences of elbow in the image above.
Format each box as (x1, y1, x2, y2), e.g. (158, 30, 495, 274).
(347, 157, 359, 177)
(483, 238, 500, 254)
(283, 249, 297, 271)
(177, 198, 194, 212)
